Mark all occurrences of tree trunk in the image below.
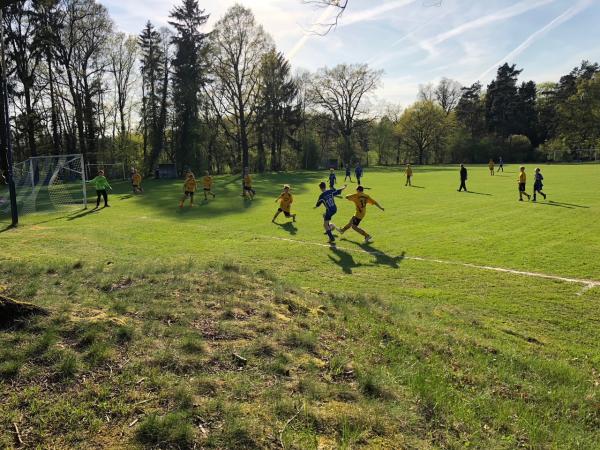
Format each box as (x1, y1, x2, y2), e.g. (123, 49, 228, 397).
(23, 82, 37, 158)
(47, 53, 61, 154)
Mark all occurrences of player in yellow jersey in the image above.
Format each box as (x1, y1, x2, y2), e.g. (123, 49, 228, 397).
(202, 171, 216, 200)
(340, 186, 384, 244)
(272, 184, 296, 223)
(131, 168, 143, 194)
(488, 159, 495, 176)
(243, 167, 255, 199)
(518, 166, 531, 201)
(179, 171, 197, 208)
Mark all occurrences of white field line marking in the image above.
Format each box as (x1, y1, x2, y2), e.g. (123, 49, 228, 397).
(261, 236, 599, 294)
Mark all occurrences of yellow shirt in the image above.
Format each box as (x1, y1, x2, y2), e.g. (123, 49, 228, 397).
(278, 192, 293, 212)
(244, 174, 252, 187)
(406, 167, 413, 176)
(346, 192, 375, 219)
(132, 173, 141, 185)
(184, 178, 197, 192)
(489, 161, 494, 169)
(518, 172, 526, 183)
(203, 176, 213, 189)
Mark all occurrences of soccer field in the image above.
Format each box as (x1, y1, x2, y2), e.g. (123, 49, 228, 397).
(1, 164, 599, 448)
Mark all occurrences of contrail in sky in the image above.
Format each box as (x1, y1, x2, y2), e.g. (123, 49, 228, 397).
(477, 0, 593, 81)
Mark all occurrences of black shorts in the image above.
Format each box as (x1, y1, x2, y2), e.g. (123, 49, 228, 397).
(278, 208, 292, 218)
(184, 191, 194, 197)
(244, 185, 253, 191)
(203, 188, 211, 191)
(518, 183, 526, 192)
(351, 216, 362, 226)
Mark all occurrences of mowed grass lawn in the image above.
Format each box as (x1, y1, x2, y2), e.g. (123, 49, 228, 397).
(1, 164, 599, 449)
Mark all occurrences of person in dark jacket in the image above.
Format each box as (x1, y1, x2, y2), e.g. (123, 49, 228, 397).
(457, 164, 468, 192)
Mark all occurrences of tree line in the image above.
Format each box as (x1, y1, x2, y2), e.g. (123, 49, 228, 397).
(1, 0, 599, 179)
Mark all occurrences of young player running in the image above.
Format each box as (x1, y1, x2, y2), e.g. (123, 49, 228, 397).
(518, 166, 531, 201)
(355, 164, 363, 185)
(405, 164, 413, 186)
(179, 171, 197, 208)
(88, 169, 112, 208)
(533, 168, 547, 202)
(202, 171, 216, 200)
(329, 168, 337, 189)
(243, 168, 255, 199)
(344, 165, 352, 182)
(488, 159, 495, 176)
(272, 184, 296, 223)
(315, 182, 347, 243)
(340, 186, 384, 244)
(131, 168, 143, 194)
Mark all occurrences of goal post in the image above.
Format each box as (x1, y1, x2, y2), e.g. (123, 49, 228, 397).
(0, 154, 87, 216)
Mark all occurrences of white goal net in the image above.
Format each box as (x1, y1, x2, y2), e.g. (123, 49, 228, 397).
(86, 162, 127, 181)
(1, 154, 87, 216)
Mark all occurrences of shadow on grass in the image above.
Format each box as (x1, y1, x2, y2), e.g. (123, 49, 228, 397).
(119, 194, 134, 200)
(548, 200, 589, 209)
(409, 185, 425, 189)
(328, 244, 367, 274)
(465, 191, 492, 196)
(274, 221, 297, 235)
(536, 202, 574, 209)
(66, 208, 101, 221)
(0, 224, 15, 233)
(353, 242, 405, 269)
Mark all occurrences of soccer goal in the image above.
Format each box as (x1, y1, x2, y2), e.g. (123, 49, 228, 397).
(551, 148, 599, 162)
(86, 162, 127, 181)
(1, 154, 87, 216)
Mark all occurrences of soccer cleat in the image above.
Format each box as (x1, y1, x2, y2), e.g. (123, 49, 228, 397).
(364, 236, 373, 244)
(519, 198, 523, 201)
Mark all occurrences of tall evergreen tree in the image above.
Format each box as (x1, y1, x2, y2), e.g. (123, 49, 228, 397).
(485, 63, 522, 138)
(516, 80, 538, 146)
(257, 50, 301, 172)
(138, 21, 165, 172)
(168, 0, 209, 172)
(456, 82, 485, 138)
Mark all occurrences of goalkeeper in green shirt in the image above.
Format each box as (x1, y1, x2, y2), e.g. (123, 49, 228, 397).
(88, 170, 112, 208)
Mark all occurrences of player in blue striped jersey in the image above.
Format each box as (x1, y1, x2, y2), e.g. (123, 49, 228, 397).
(315, 181, 347, 243)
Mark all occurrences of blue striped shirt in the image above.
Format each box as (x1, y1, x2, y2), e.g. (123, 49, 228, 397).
(316, 189, 342, 210)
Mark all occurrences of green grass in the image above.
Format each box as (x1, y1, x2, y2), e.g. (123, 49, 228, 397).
(1, 164, 599, 448)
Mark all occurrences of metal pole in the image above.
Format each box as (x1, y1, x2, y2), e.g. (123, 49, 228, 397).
(80, 154, 87, 208)
(29, 158, 34, 188)
(1, 7, 18, 226)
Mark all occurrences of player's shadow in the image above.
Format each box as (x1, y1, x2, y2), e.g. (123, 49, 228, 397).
(119, 194, 133, 200)
(66, 208, 101, 221)
(536, 202, 573, 209)
(548, 200, 589, 209)
(328, 245, 364, 274)
(465, 191, 492, 196)
(275, 221, 297, 235)
(409, 185, 425, 189)
(354, 243, 405, 269)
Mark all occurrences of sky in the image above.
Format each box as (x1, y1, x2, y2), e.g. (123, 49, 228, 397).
(102, 0, 600, 107)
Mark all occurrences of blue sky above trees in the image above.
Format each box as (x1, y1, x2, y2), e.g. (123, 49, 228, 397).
(102, 0, 600, 106)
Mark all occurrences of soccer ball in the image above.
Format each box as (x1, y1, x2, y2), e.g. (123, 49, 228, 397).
(329, 223, 337, 231)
